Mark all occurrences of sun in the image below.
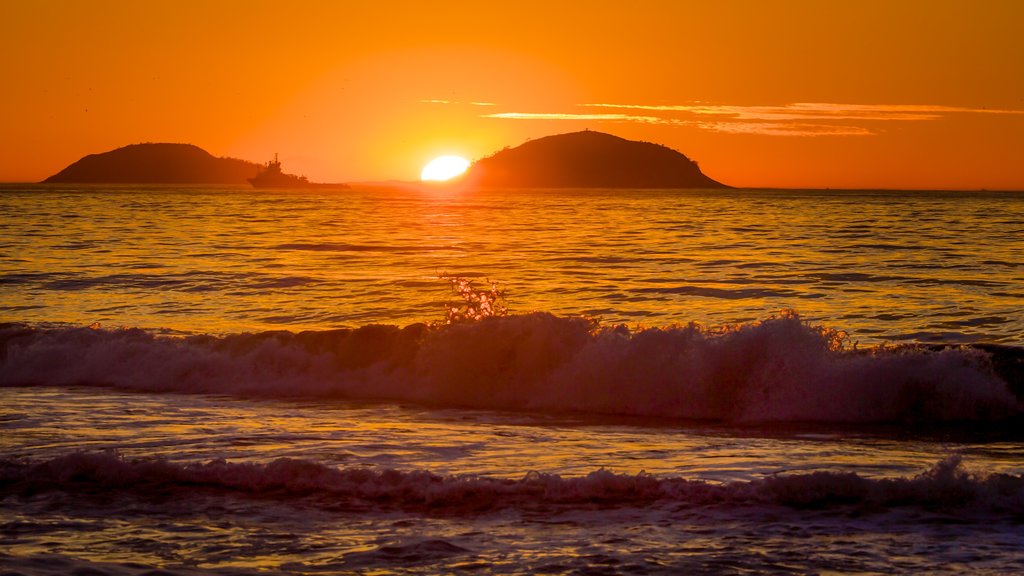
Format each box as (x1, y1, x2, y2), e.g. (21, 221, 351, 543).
(421, 155, 470, 181)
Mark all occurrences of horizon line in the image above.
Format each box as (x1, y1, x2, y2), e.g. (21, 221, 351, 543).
(4, 180, 1022, 193)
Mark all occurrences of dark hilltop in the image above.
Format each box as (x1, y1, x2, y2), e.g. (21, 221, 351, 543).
(43, 143, 262, 185)
(461, 130, 728, 188)
(42, 143, 346, 188)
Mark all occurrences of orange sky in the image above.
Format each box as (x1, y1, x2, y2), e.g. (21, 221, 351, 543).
(3, 0, 1023, 189)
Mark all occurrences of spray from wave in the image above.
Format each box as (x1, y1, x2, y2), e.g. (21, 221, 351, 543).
(1, 309, 1020, 423)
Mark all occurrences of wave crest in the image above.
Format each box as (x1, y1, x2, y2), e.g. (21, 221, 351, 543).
(2, 453, 1022, 514)
(0, 313, 1020, 423)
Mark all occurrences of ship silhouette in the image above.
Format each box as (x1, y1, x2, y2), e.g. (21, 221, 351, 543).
(247, 153, 312, 188)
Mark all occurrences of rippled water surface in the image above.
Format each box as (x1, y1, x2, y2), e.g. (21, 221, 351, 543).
(7, 387, 1021, 480)
(2, 185, 1022, 343)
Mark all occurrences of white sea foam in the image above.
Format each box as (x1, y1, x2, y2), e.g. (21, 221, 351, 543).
(1, 313, 1019, 423)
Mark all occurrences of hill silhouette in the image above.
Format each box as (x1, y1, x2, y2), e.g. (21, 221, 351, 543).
(43, 143, 261, 184)
(462, 131, 727, 188)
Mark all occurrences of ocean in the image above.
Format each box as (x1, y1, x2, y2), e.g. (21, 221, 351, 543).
(1, 184, 1022, 574)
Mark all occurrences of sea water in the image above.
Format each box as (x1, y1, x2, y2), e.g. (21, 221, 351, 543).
(1, 185, 1023, 574)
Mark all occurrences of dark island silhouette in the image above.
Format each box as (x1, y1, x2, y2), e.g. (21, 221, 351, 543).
(461, 130, 728, 188)
(44, 143, 261, 185)
(43, 143, 345, 188)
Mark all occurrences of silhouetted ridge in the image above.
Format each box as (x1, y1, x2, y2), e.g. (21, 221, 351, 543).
(464, 131, 727, 188)
(43, 143, 260, 184)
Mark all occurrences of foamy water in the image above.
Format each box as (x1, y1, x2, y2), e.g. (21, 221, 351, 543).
(2, 184, 1023, 574)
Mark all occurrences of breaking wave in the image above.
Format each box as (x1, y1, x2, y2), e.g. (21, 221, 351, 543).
(1, 312, 1021, 423)
(2, 452, 1022, 515)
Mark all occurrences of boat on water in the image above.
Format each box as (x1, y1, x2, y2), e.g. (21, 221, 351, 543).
(248, 154, 309, 188)
(248, 154, 348, 188)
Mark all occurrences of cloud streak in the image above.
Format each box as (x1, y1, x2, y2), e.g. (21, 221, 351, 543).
(483, 112, 674, 125)
(694, 121, 875, 137)
(585, 102, 1024, 122)
(482, 102, 1024, 136)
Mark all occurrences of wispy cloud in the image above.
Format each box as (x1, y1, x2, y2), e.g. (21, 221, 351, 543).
(585, 102, 1024, 122)
(482, 101, 1024, 136)
(695, 121, 875, 137)
(775, 103, 1024, 116)
(482, 112, 674, 125)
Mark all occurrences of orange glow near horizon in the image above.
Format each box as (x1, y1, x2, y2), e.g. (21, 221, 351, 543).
(2, 0, 1024, 189)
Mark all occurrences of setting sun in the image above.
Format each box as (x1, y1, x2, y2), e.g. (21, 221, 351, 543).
(421, 155, 470, 181)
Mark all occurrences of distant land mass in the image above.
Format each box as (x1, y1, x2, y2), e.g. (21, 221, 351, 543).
(462, 131, 728, 188)
(42, 143, 326, 187)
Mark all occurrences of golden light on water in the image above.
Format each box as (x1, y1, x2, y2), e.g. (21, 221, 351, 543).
(421, 155, 470, 181)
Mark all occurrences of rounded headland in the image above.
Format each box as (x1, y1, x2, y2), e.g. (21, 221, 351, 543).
(43, 143, 261, 185)
(461, 131, 728, 189)
(42, 143, 347, 188)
